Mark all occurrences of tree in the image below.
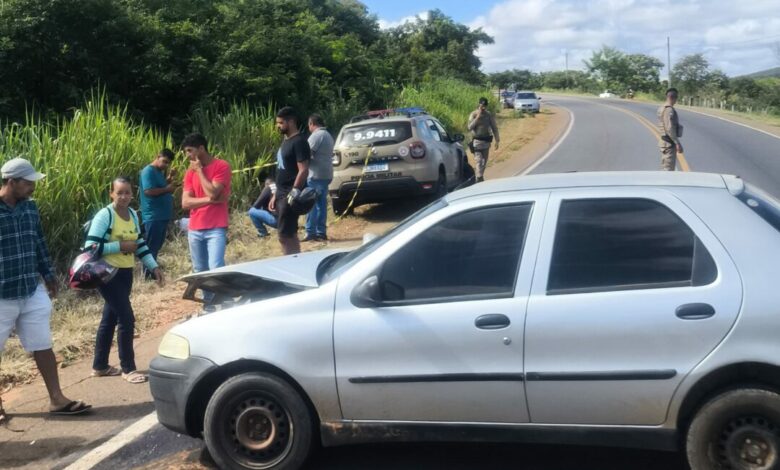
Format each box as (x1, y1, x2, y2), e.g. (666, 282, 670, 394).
(671, 54, 711, 95)
(624, 54, 664, 92)
(584, 46, 629, 92)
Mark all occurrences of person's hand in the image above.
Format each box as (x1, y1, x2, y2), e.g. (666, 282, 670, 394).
(287, 188, 301, 205)
(153, 268, 165, 287)
(269, 196, 276, 212)
(676, 143, 683, 153)
(45, 277, 59, 298)
(189, 160, 202, 172)
(119, 240, 136, 253)
(494, 141, 500, 150)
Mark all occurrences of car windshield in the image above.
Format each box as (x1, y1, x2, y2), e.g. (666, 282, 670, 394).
(338, 122, 412, 147)
(317, 199, 448, 284)
(516, 93, 536, 99)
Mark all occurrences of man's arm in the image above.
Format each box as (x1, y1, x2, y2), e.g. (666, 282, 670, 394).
(663, 108, 681, 145)
(293, 160, 309, 190)
(144, 185, 174, 197)
(190, 160, 225, 200)
(467, 111, 479, 131)
(490, 113, 500, 148)
(181, 190, 213, 210)
(33, 209, 57, 297)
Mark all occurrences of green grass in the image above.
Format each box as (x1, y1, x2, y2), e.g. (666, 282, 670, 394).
(395, 78, 499, 136)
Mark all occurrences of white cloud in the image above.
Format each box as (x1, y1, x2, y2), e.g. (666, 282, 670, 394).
(468, 0, 780, 77)
(378, 11, 430, 30)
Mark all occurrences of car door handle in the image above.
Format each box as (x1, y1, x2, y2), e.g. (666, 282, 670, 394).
(676, 303, 716, 320)
(475, 314, 510, 330)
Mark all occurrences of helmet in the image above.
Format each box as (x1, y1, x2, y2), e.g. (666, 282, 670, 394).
(289, 187, 318, 215)
(68, 248, 118, 290)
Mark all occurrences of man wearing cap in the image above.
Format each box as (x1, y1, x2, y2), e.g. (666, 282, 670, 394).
(0, 158, 91, 423)
(467, 97, 500, 182)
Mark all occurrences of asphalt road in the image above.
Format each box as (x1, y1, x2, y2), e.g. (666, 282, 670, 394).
(78, 96, 780, 470)
(534, 95, 780, 199)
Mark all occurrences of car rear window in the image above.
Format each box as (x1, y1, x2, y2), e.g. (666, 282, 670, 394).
(737, 184, 780, 233)
(338, 122, 413, 147)
(516, 93, 536, 99)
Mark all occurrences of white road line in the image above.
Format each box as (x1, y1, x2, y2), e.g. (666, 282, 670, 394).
(678, 106, 780, 141)
(515, 102, 575, 176)
(64, 412, 159, 470)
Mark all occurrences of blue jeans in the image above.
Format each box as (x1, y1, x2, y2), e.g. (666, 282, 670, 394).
(248, 208, 277, 236)
(94, 268, 136, 373)
(305, 179, 331, 237)
(188, 227, 227, 305)
(143, 219, 168, 278)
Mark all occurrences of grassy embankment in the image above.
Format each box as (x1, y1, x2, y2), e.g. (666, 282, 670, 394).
(0, 78, 499, 388)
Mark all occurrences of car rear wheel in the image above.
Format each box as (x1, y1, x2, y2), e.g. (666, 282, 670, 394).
(686, 388, 780, 470)
(434, 169, 447, 199)
(204, 372, 313, 470)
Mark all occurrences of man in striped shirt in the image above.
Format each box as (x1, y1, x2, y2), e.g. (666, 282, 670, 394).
(0, 158, 91, 422)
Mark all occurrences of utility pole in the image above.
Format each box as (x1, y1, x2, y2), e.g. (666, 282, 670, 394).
(667, 36, 672, 88)
(565, 50, 569, 89)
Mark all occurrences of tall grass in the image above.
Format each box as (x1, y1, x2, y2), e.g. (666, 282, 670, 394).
(395, 78, 499, 136)
(0, 92, 170, 271)
(0, 94, 284, 271)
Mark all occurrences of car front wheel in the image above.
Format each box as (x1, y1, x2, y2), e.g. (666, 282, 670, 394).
(686, 388, 780, 470)
(204, 372, 313, 470)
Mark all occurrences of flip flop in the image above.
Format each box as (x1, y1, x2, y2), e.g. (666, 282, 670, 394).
(121, 371, 148, 384)
(91, 365, 121, 377)
(50, 400, 92, 415)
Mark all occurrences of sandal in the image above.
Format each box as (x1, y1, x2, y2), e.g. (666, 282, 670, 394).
(121, 371, 148, 384)
(91, 366, 121, 377)
(49, 400, 92, 415)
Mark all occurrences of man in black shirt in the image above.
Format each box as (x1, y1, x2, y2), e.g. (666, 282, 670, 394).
(269, 106, 310, 254)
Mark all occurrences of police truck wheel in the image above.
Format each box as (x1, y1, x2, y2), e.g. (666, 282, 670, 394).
(332, 200, 351, 216)
(434, 169, 447, 199)
(204, 372, 313, 470)
(686, 388, 780, 470)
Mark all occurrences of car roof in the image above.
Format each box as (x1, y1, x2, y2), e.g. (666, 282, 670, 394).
(343, 115, 426, 128)
(447, 171, 738, 202)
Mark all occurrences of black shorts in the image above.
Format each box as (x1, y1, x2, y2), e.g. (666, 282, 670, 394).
(275, 192, 298, 238)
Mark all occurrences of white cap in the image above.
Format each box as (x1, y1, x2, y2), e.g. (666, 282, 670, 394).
(1, 158, 45, 181)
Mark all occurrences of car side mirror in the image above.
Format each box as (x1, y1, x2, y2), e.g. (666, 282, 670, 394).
(351, 275, 381, 308)
(453, 133, 465, 143)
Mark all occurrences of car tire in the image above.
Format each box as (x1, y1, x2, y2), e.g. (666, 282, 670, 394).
(686, 388, 780, 470)
(204, 372, 314, 470)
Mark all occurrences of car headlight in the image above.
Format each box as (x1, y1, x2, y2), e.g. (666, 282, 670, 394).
(158, 333, 190, 359)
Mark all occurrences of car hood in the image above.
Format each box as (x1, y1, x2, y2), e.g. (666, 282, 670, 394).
(178, 248, 351, 302)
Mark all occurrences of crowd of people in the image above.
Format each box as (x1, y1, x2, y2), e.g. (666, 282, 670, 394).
(0, 106, 335, 421)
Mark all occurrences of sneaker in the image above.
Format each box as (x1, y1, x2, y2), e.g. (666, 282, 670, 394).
(257, 232, 270, 238)
(316, 234, 328, 241)
(302, 234, 318, 242)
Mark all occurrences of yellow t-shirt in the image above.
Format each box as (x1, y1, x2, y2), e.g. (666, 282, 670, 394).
(103, 210, 138, 268)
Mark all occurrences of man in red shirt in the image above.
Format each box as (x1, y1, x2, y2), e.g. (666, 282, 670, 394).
(181, 133, 231, 306)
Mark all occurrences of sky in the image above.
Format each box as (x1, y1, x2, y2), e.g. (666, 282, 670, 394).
(360, 0, 780, 78)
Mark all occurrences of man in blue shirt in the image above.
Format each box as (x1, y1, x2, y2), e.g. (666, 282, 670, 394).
(1, 158, 91, 421)
(139, 149, 176, 279)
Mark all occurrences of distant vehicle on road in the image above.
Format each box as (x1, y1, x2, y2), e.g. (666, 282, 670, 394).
(599, 90, 617, 98)
(500, 90, 516, 108)
(150, 172, 780, 470)
(325, 107, 468, 215)
(514, 91, 541, 113)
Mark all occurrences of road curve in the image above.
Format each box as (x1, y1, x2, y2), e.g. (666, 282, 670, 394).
(536, 95, 780, 199)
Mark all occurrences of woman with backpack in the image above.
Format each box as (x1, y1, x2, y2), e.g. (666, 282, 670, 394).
(84, 177, 165, 384)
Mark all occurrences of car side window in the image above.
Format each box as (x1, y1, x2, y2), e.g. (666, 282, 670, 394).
(426, 119, 442, 142)
(416, 119, 432, 140)
(379, 204, 532, 304)
(547, 198, 717, 295)
(434, 121, 451, 142)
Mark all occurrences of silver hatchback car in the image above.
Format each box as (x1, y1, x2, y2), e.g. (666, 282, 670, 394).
(150, 172, 780, 470)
